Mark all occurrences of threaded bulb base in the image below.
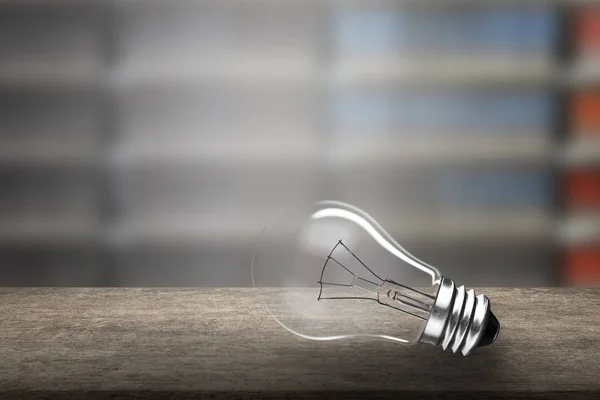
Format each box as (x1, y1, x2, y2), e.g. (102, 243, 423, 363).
(419, 277, 500, 356)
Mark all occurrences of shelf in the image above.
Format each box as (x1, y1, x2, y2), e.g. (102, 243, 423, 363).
(561, 137, 600, 167)
(114, 0, 570, 9)
(559, 213, 600, 245)
(330, 56, 556, 88)
(0, 57, 559, 89)
(110, 136, 319, 166)
(114, 0, 325, 7)
(391, 210, 552, 243)
(328, 134, 555, 167)
(0, 216, 101, 245)
(564, 57, 600, 87)
(112, 58, 320, 90)
(0, 143, 100, 167)
(108, 216, 268, 247)
(0, 61, 102, 89)
(0, 0, 100, 5)
(109, 210, 552, 247)
(0, 210, 560, 246)
(110, 134, 554, 167)
(0, 61, 315, 90)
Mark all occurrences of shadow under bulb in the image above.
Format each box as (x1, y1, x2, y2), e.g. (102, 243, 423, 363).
(251, 200, 500, 356)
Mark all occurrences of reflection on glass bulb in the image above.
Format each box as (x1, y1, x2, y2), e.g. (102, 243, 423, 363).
(252, 200, 499, 356)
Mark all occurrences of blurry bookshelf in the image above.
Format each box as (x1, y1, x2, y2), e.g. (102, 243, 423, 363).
(0, 0, 599, 287)
(562, 3, 600, 286)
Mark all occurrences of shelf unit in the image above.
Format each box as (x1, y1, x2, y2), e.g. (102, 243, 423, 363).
(0, 0, 596, 286)
(560, 3, 600, 285)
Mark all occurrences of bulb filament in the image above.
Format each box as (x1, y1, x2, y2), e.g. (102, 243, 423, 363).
(317, 240, 435, 321)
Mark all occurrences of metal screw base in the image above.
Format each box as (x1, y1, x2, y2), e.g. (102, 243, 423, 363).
(419, 277, 498, 356)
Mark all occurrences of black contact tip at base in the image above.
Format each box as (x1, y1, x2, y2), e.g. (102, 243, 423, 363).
(477, 311, 500, 348)
(477, 311, 500, 347)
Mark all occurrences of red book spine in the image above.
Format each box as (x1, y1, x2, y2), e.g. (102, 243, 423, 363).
(564, 247, 600, 285)
(571, 91, 600, 134)
(575, 6, 600, 54)
(564, 169, 600, 209)
(565, 8, 600, 286)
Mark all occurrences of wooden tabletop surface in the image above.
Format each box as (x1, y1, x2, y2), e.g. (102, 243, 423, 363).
(0, 288, 599, 399)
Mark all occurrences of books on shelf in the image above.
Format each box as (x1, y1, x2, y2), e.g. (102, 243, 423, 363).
(571, 90, 600, 135)
(564, 169, 600, 209)
(564, 5, 600, 286)
(435, 168, 552, 209)
(331, 90, 554, 134)
(333, 8, 557, 56)
(568, 7, 600, 87)
(564, 247, 600, 286)
(575, 5, 600, 56)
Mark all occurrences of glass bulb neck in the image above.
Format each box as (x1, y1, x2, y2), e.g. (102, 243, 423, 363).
(419, 277, 500, 356)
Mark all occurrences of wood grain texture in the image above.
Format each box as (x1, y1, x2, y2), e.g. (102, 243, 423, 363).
(0, 288, 599, 399)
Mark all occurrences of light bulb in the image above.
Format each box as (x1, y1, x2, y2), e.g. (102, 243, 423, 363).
(251, 200, 499, 356)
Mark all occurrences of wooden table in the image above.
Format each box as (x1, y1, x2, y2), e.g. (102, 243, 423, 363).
(0, 288, 599, 399)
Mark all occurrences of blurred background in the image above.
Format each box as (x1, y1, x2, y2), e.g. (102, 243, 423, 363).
(0, 0, 599, 287)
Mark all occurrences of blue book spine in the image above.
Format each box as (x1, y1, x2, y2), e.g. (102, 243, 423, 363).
(435, 169, 553, 208)
(333, 9, 557, 55)
(332, 91, 554, 133)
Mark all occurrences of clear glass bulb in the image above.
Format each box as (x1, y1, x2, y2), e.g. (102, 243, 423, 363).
(252, 200, 499, 356)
